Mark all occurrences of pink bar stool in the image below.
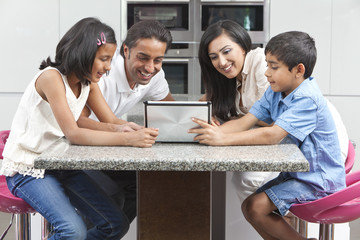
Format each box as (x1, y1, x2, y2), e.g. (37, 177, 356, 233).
(0, 175, 37, 240)
(345, 140, 356, 174)
(290, 142, 359, 240)
(0, 130, 50, 240)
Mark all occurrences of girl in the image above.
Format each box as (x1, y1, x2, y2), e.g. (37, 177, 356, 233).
(198, 19, 277, 202)
(0, 17, 158, 239)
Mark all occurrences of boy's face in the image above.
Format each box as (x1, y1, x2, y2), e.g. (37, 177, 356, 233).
(265, 53, 304, 97)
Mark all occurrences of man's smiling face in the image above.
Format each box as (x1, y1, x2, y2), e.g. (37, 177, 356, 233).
(123, 38, 167, 89)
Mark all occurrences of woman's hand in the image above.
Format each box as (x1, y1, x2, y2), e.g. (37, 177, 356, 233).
(211, 116, 221, 126)
(189, 118, 226, 146)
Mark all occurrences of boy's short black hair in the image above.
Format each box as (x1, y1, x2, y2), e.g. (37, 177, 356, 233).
(265, 31, 317, 79)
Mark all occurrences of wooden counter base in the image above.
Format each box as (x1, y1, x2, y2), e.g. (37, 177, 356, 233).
(138, 171, 211, 240)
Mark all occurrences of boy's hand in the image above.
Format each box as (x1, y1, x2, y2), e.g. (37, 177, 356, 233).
(189, 118, 226, 146)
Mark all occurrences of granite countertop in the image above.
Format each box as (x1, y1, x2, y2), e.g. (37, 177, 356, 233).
(34, 138, 309, 172)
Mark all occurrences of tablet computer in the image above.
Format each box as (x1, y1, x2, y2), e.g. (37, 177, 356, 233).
(144, 101, 212, 142)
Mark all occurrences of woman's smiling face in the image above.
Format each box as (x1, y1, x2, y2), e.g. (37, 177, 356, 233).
(208, 33, 246, 80)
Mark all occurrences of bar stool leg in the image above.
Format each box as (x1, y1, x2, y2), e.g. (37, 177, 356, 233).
(41, 217, 52, 240)
(319, 223, 334, 240)
(291, 215, 307, 237)
(297, 218, 308, 237)
(0, 214, 15, 239)
(15, 213, 31, 240)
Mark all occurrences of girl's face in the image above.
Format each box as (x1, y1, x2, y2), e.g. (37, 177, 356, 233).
(208, 33, 246, 80)
(91, 43, 117, 83)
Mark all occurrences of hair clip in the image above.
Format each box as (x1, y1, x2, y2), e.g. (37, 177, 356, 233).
(97, 32, 106, 46)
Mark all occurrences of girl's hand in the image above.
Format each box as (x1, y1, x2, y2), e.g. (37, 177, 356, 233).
(127, 128, 159, 148)
(115, 122, 144, 132)
(188, 118, 226, 146)
(126, 122, 144, 131)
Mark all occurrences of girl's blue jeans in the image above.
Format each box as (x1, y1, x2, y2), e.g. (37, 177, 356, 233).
(6, 170, 129, 240)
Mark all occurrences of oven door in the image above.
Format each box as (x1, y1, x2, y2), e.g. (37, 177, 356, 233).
(162, 58, 201, 96)
(199, 1, 270, 44)
(123, 0, 195, 42)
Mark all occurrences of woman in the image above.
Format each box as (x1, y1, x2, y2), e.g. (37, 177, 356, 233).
(199, 19, 269, 122)
(198, 19, 277, 201)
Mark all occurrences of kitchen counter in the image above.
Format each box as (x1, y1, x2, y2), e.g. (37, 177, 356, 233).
(34, 138, 308, 240)
(34, 138, 308, 172)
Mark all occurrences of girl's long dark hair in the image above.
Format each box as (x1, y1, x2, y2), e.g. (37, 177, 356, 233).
(39, 17, 116, 85)
(199, 20, 251, 121)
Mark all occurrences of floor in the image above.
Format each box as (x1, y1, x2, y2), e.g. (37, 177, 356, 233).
(1, 212, 360, 239)
(350, 219, 360, 240)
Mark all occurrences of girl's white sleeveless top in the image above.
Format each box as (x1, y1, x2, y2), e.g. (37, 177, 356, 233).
(0, 67, 90, 178)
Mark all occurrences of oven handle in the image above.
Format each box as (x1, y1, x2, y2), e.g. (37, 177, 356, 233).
(127, 0, 190, 2)
(162, 58, 190, 63)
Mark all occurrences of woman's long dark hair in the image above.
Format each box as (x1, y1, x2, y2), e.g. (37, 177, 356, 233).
(39, 17, 116, 85)
(199, 20, 251, 121)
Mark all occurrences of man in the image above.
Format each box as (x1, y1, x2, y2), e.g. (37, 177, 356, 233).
(77, 20, 174, 224)
(79, 20, 174, 129)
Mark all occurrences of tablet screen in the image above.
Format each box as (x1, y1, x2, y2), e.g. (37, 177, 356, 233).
(144, 101, 212, 142)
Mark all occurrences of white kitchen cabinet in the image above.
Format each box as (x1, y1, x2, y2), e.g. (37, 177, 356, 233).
(59, 0, 121, 44)
(225, 172, 262, 240)
(0, 93, 22, 130)
(330, 0, 360, 95)
(327, 96, 360, 171)
(0, 0, 59, 93)
(269, 0, 332, 95)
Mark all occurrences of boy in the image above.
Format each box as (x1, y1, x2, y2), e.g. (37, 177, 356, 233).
(190, 31, 345, 240)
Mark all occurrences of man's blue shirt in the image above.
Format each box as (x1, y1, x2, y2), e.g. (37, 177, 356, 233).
(250, 77, 346, 192)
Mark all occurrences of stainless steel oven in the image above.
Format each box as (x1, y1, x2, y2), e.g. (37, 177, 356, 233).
(121, 0, 195, 42)
(121, 0, 269, 98)
(197, 0, 270, 45)
(162, 43, 201, 95)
